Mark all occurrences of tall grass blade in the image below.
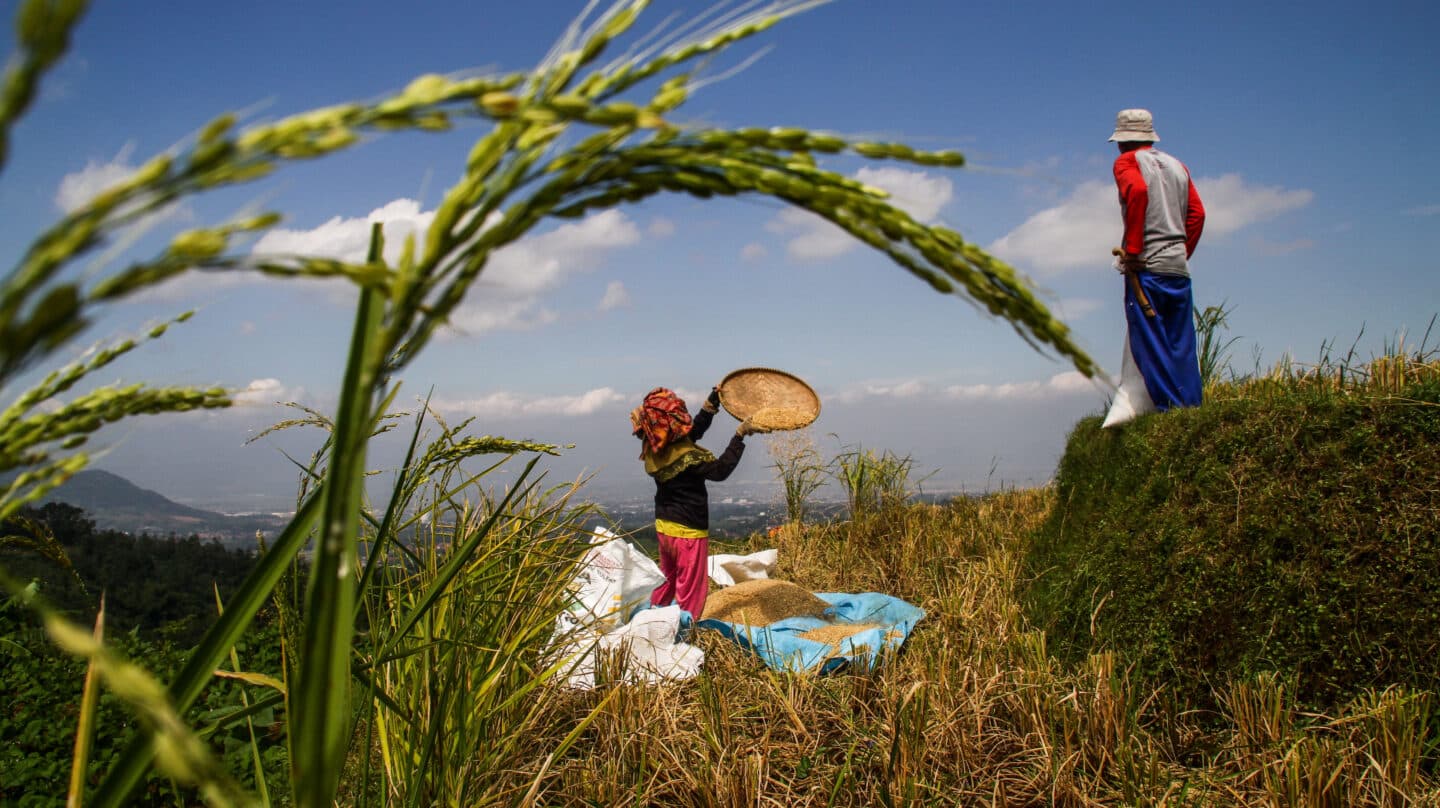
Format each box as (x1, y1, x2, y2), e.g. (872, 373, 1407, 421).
(379, 456, 542, 653)
(292, 225, 387, 806)
(215, 584, 273, 807)
(65, 593, 104, 808)
(354, 393, 432, 606)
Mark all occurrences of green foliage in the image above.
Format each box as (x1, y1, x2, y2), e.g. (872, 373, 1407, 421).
(2, 503, 265, 643)
(1193, 299, 1239, 388)
(360, 462, 598, 805)
(1024, 381, 1440, 712)
(831, 443, 923, 519)
(0, 595, 287, 806)
(768, 431, 827, 523)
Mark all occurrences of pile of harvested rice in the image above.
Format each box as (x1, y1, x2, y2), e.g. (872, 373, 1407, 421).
(797, 623, 882, 645)
(701, 579, 829, 626)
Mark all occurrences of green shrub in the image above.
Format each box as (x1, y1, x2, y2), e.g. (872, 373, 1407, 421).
(1024, 384, 1440, 712)
(0, 601, 287, 805)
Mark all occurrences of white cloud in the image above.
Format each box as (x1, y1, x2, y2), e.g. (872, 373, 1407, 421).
(1054, 297, 1104, 320)
(55, 146, 187, 230)
(453, 208, 640, 334)
(648, 217, 676, 237)
(56, 156, 139, 214)
(988, 180, 1116, 275)
(233, 378, 303, 407)
(855, 166, 953, 221)
(1200, 174, 1313, 237)
(251, 198, 436, 265)
(831, 379, 931, 404)
(1250, 237, 1315, 256)
(449, 298, 558, 333)
(740, 242, 768, 262)
(768, 208, 851, 260)
(989, 173, 1314, 276)
(476, 210, 639, 296)
(1404, 204, 1440, 217)
(767, 167, 953, 261)
(831, 370, 1103, 406)
(251, 201, 641, 335)
(433, 386, 626, 418)
(598, 280, 630, 311)
(944, 371, 1100, 401)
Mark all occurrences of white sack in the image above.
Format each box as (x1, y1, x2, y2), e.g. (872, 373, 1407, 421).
(707, 548, 780, 587)
(1102, 331, 1157, 428)
(552, 605, 704, 688)
(557, 528, 664, 636)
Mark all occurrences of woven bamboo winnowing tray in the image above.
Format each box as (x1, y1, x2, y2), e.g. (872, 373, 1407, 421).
(718, 367, 820, 431)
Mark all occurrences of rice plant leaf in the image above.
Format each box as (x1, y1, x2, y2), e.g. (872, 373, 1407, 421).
(213, 668, 287, 694)
(402, 692, 451, 808)
(194, 691, 285, 740)
(291, 225, 386, 806)
(354, 391, 431, 604)
(65, 593, 104, 808)
(215, 583, 273, 807)
(378, 456, 543, 655)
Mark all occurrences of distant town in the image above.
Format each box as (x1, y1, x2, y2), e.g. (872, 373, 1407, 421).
(35, 469, 977, 549)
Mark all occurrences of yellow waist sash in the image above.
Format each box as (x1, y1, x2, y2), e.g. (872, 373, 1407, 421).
(655, 519, 708, 539)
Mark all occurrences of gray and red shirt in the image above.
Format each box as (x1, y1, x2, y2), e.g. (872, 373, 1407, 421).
(1113, 145, 1206, 276)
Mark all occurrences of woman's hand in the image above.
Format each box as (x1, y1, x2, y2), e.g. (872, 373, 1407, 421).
(736, 416, 772, 437)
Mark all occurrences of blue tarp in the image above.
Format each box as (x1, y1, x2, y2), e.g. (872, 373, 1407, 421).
(696, 592, 926, 674)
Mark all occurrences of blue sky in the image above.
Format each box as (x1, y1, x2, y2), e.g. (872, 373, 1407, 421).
(3, 0, 1437, 511)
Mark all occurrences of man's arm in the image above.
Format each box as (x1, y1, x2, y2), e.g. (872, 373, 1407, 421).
(1184, 174, 1205, 258)
(1113, 152, 1149, 257)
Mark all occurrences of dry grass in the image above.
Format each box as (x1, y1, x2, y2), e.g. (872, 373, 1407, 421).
(484, 489, 1439, 806)
(1209, 324, 1440, 403)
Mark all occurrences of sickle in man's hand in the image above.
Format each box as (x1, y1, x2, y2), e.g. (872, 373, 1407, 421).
(1112, 248, 1157, 318)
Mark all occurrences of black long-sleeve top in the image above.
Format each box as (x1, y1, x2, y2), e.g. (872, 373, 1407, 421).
(653, 407, 745, 533)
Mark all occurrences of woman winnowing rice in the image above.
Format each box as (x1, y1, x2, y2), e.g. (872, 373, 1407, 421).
(630, 386, 767, 619)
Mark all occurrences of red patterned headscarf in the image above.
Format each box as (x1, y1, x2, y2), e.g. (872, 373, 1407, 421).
(630, 387, 693, 456)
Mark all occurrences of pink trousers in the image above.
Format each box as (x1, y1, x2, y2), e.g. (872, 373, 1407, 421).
(650, 531, 709, 618)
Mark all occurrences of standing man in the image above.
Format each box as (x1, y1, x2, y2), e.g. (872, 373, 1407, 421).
(1102, 108, 1207, 427)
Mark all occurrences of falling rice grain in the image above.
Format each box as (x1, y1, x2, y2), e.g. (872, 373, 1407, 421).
(748, 406, 814, 431)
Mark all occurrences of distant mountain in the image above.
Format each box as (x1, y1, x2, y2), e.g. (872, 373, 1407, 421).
(42, 469, 214, 519)
(36, 469, 289, 545)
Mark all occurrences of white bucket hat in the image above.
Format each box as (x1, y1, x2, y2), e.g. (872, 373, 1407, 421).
(1108, 108, 1160, 142)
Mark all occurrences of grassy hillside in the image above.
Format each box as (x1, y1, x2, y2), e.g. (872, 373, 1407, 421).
(473, 492, 1437, 806)
(1024, 361, 1440, 712)
(9, 459, 1437, 804)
